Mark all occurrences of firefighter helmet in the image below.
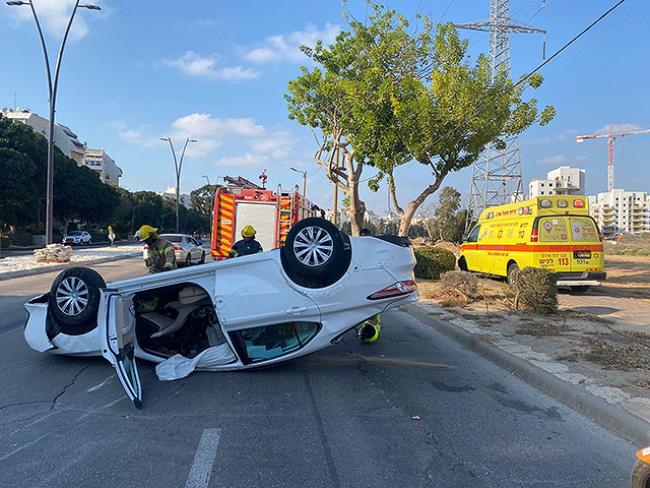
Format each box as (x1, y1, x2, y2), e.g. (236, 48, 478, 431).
(241, 225, 256, 238)
(136, 225, 158, 241)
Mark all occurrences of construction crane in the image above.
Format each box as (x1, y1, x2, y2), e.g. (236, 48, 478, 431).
(576, 126, 650, 192)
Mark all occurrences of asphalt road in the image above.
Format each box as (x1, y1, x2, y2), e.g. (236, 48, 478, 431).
(0, 259, 637, 487)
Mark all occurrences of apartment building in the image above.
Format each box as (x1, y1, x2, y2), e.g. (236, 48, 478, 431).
(529, 166, 585, 197)
(2, 108, 86, 164)
(589, 189, 650, 236)
(159, 186, 192, 209)
(83, 148, 123, 186)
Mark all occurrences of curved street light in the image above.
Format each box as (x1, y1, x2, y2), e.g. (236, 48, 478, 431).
(161, 137, 198, 233)
(7, 0, 101, 244)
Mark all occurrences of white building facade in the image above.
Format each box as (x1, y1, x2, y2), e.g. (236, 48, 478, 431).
(529, 166, 585, 197)
(159, 186, 191, 209)
(589, 189, 650, 236)
(2, 108, 86, 164)
(83, 148, 123, 186)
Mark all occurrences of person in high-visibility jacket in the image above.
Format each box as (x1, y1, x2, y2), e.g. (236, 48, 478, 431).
(229, 225, 263, 258)
(358, 228, 381, 344)
(136, 225, 177, 274)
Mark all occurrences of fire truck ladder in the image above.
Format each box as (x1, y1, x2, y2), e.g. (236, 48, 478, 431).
(277, 185, 294, 247)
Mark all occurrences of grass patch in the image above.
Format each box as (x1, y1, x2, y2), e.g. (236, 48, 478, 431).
(576, 336, 650, 371)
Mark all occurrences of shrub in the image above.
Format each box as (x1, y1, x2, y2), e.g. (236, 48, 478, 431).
(510, 267, 558, 314)
(414, 245, 456, 280)
(437, 271, 479, 307)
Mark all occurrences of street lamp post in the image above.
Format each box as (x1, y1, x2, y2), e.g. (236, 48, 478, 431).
(7, 0, 101, 245)
(161, 137, 197, 233)
(291, 168, 308, 202)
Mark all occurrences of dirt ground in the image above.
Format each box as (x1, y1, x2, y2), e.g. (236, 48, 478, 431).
(417, 254, 650, 410)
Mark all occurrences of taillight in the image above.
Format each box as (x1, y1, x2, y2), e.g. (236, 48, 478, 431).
(143, 244, 149, 250)
(367, 280, 417, 300)
(173, 245, 183, 251)
(530, 227, 539, 242)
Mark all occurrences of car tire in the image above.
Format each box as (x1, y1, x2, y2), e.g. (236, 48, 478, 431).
(507, 262, 519, 286)
(200, 251, 206, 264)
(49, 267, 106, 335)
(458, 257, 468, 271)
(186, 254, 192, 266)
(281, 217, 351, 288)
(631, 459, 650, 488)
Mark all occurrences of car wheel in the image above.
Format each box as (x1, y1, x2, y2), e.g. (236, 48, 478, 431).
(186, 253, 192, 266)
(570, 285, 590, 293)
(631, 459, 650, 488)
(200, 251, 206, 264)
(458, 257, 468, 271)
(281, 217, 351, 288)
(507, 262, 519, 286)
(49, 267, 106, 335)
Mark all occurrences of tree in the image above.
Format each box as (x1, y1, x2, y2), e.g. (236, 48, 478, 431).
(190, 184, 217, 216)
(381, 23, 555, 235)
(286, 4, 422, 235)
(0, 147, 37, 229)
(431, 187, 466, 242)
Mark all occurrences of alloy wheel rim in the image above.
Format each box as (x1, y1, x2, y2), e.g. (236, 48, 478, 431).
(293, 226, 334, 267)
(55, 277, 89, 316)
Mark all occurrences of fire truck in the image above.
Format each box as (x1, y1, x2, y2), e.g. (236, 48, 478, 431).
(210, 176, 321, 259)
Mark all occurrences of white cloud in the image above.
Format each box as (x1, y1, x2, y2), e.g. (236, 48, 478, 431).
(118, 113, 294, 168)
(164, 51, 259, 81)
(537, 154, 588, 165)
(595, 123, 642, 135)
(215, 153, 268, 167)
(244, 23, 340, 64)
(250, 131, 293, 158)
(171, 113, 265, 138)
(8, 0, 98, 40)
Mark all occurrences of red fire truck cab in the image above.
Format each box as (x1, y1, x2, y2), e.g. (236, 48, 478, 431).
(211, 176, 321, 259)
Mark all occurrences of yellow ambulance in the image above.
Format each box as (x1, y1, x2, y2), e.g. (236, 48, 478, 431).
(458, 196, 606, 291)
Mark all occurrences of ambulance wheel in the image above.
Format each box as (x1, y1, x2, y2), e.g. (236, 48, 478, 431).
(507, 262, 519, 286)
(631, 459, 650, 488)
(281, 217, 351, 288)
(458, 257, 468, 271)
(49, 267, 105, 335)
(570, 286, 590, 293)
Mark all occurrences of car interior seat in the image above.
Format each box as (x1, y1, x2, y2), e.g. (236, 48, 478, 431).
(141, 286, 211, 339)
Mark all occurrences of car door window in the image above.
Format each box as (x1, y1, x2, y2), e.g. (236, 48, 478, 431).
(231, 322, 320, 364)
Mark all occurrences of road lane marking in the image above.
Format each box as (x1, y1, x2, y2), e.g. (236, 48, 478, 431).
(0, 433, 50, 462)
(185, 428, 221, 488)
(87, 375, 113, 392)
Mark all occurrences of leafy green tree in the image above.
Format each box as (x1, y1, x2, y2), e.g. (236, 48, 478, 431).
(431, 187, 461, 241)
(382, 23, 555, 235)
(0, 147, 37, 229)
(190, 184, 217, 216)
(286, 4, 423, 235)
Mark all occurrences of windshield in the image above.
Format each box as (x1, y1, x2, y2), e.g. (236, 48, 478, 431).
(67, 231, 82, 236)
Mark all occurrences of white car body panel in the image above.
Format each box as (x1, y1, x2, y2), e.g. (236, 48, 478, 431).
(24, 233, 417, 406)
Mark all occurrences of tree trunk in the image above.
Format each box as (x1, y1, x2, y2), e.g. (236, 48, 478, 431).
(398, 175, 445, 237)
(343, 150, 365, 236)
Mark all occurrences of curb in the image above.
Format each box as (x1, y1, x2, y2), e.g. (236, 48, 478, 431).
(0, 252, 141, 282)
(405, 303, 650, 447)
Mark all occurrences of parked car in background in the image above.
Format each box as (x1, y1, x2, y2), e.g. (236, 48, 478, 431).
(62, 231, 92, 246)
(157, 234, 206, 266)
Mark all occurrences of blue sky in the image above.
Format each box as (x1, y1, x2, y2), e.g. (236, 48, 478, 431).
(1, 0, 649, 215)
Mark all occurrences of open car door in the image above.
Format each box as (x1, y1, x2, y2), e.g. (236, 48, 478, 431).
(100, 292, 143, 409)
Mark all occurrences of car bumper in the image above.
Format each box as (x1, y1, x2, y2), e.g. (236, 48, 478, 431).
(554, 271, 606, 287)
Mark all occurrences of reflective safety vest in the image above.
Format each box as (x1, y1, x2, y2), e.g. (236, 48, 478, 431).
(145, 238, 177, 274)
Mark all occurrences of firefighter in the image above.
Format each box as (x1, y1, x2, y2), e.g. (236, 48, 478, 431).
(358, 228, 381, 344)
(229, 225, 263, 258)
(136, 225, 177, 274)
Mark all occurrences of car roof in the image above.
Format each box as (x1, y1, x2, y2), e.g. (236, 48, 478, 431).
(160, 234, 191, 238)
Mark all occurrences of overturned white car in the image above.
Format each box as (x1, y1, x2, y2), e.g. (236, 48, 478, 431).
(24, 218, 417, 408)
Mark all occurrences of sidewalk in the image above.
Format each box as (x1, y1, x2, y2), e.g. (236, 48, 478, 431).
(0, 244, 142, 281)
(406, 300, 650, 446)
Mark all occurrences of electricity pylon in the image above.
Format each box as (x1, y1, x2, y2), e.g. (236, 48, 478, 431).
(455, 0, 546, 230)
